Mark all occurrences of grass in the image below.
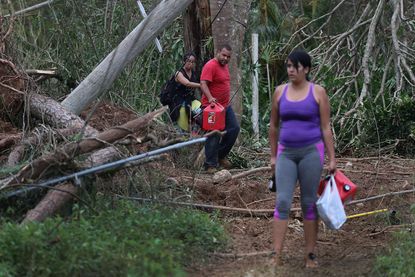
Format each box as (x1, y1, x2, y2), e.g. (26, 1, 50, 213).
(0, 199, 227, 277)
(372, 230, 415, 276)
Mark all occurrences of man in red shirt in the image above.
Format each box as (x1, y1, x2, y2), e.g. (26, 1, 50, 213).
(200, 44, 240, 172)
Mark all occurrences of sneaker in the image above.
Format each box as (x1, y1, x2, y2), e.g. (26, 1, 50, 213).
(219, 158, 232, 169)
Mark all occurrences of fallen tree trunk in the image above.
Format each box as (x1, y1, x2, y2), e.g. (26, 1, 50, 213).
(61, 0, 193, 115)
(22, 146, 122, 223)
(7, 93, 98, 166)
(5, 107, 166, 186)
(21, 149, 167, 224)
(22, 182, 77, 223)
(0, 134, 21, 151)
(7, 126, 91, 166)
(29, 93, 97, 131)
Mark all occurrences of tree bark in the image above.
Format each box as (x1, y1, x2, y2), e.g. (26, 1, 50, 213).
(183, 0, 212, 71)
(30, 93, 97, 132)
(5, 107, 166, 186)
(209, 0, 253, 122)
(22, 182, 77, 223)
(61, 0, 193, 115)
(7, 93, 98, 166)
(22, 146, 122, 223)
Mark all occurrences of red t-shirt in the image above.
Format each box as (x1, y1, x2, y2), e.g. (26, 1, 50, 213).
(200, 59, 230, 107)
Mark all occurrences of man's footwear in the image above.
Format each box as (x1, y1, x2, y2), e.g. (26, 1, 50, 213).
(271, 251, 283, 266)
(205, 167, 217, 174)
(219, 158, 232, 169)
(305, 252, 318, 268)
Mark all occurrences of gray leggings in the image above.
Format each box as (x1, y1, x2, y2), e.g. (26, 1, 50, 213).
(274, 141, 324, 220)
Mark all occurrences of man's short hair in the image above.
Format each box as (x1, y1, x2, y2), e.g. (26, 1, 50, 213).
(217, 44, 232, 52)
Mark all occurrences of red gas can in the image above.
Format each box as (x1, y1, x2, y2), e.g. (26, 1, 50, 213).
(318, 170, 357, 203)
(202, 103, 226, 131)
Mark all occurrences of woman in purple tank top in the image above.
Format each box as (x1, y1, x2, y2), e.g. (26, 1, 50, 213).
(268, 50, 336, 268)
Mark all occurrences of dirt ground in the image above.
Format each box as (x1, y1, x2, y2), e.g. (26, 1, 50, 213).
(177, 157, 415, 277)
(1, 102, 414, 277)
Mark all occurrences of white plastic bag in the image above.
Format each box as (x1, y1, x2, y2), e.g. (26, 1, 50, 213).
(316, 175, 347, 229)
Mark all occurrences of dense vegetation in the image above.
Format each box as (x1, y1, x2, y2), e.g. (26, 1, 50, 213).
(1, 0, 414, 275)
(373, 230, 415, 276)
(5, 0, 415, 156)
(0, 200, 227, 276)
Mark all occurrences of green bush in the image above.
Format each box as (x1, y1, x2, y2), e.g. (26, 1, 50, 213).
(361, 95, 415, 156)
(372, 231, 415, 277)
(0, 201, 227, 276)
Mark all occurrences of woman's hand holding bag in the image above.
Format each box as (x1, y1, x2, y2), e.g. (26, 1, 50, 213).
(316, 175, 347, 230)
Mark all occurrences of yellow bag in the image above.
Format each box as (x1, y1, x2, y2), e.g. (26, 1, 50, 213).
(177, 100, 202, 131)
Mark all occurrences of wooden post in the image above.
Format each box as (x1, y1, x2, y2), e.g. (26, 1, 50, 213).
(251, 33, 259, 139)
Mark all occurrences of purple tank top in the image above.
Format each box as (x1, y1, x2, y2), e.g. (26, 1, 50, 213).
(278, 83, 322, 148)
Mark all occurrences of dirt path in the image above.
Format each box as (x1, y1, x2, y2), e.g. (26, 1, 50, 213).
(184, 157, 415, 277)
(2, 103, 413, 276)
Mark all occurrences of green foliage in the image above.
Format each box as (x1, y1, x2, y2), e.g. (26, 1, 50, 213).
(364, 95, 415, 155)
(332, 91, 415, 156)
(6, 0, 414, 157)
(9, 0, 187, 113)
(0, 200, 227, 276)
(372, 231, 415, 276)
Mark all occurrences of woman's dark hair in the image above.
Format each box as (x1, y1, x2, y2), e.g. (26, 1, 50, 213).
(287, 50, 311, 69)
(183, 51, 197, 62)
(287, 50, 312, 80)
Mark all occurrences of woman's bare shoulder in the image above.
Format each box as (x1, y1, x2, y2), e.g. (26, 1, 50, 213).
(313, 83, 327, 95)
(312, 83, 328, 104)
(274, 83, 287, 97)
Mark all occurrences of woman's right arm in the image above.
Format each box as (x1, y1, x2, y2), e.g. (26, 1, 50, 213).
(176, 72, 200, 88)
(269, 85, 282, 171)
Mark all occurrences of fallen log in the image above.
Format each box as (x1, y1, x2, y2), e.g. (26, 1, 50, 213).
(0, 134, 21, 151)
(4, 107, 166, 186)
(21, 152, 168, 224)
(21, 182, 78, 223)
(61, 0, 194, 115)
(7, 125, 91, 166)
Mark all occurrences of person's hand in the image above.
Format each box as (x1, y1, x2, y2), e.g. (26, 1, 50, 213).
(208, 97, 217, 104)
(328, 159, 336, 174)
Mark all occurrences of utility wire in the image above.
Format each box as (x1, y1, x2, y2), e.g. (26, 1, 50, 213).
(2, 137, 207, 199)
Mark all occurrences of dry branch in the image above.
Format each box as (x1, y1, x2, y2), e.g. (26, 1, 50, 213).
(348, 188, 415, 205)
(116, 185, 415, 218)
(3, 0, 55, 17)
(117, 194, 288, 216)
(360, 0, 385, 100)
(212, 250, 273, 258)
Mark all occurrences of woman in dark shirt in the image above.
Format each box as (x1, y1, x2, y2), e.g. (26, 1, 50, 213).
(169, 52, 200, 128)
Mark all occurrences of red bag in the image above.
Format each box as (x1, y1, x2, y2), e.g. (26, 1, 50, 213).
(318, 170, 357, 204)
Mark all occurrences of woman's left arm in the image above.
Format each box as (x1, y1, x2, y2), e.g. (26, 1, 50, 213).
(316, 85, 336, 173)
(176, 72, 200, 88)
